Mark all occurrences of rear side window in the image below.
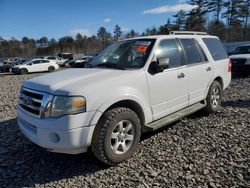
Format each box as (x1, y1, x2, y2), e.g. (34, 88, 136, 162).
(202, 38, 228, 61)
(180, 39, 203, 64)
(48, 57, 56, 60)
(156, 39, 184, 68)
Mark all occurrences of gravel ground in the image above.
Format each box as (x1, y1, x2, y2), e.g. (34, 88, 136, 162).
(0, 71, 249, 187)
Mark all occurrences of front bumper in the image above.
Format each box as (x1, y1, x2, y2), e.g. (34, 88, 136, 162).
(17, 106, 96, 154)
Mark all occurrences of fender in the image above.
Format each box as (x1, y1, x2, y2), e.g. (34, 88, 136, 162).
(89, 94, 152, 126)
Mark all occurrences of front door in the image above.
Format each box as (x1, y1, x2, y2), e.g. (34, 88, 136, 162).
(147, 39, 189, 121)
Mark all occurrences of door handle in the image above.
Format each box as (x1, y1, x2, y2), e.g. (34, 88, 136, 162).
(206, 67, 211, 71)
(177, 73, 185, 79)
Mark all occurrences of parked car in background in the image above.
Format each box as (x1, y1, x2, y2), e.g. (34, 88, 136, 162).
(70, 55, 95, 68)
(11, 59, 59, 74)
(57, 53, 73, 67)
(17, 31, 231, 165)
(43, 56, 68, 67)
(3, 57, 22, 64)
(0, 59, 28, 72)
(229, 44, 250, 76)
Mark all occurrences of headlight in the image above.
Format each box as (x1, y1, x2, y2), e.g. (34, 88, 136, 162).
(50, 96, 86, 117)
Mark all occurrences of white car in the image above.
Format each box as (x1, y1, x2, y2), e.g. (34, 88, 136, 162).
(17, 31, 231, 165)
(11, 59, 59, 74)
(43, 56, 67, 66)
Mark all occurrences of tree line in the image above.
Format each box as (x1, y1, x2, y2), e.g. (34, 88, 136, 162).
(1, 0, 249, 58)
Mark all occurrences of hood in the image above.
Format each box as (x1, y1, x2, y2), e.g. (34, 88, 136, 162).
(23, 68, 131, 95)
(229, 54, 250, 59)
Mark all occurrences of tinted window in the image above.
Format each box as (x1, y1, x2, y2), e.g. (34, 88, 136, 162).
(156, 39, 183, 68)
(180, 39, 203, 64)
(47, 57, 56, 60)
(202, 38, 228, 61)
(234, 45, 250, 54)
(32, 60, 41, 64)
(41, 60, 50, 63)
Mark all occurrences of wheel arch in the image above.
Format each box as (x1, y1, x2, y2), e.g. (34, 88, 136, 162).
(89, 98, 147, 129)
(214, 76, 224, 89)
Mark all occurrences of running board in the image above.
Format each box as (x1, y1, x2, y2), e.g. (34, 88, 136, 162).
(143, 102, 206, 132)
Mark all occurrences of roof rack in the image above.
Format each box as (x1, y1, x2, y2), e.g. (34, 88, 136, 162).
(169, 31, 207, 35)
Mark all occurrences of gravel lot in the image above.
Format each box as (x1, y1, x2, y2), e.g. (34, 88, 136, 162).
(0, 71, 249, 187)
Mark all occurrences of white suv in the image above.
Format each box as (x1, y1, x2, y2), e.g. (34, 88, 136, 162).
(17, 32, 231, 165)
(11, 59, 59, 74)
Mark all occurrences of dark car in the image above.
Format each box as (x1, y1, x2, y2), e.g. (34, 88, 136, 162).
(229, 45, 250, 76)
(0, 59, 29, 72)
(0, 59, 27, 72)
(73, 56, 95, 68)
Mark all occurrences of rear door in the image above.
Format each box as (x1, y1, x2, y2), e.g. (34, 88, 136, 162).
(147, 39, 189, 120)
(28, 60, 42, 72)
(179, 38, 213, 105)
(40, 60, 51, 71)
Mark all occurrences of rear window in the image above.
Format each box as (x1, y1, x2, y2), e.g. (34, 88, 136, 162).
(202, 38, 228, 61)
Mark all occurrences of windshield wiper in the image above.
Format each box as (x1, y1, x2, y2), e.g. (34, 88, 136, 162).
(96, 62, 125, 70)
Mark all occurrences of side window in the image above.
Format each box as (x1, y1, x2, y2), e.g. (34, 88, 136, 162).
(156, 39, 183, 68)
(48, 57, 56, 60)
(202, 38, 228, 61)
(41, 60, 50, 63)
(32, 60, 40, 64)
(180, 39, 203, 64)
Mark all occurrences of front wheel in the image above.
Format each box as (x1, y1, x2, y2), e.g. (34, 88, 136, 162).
(48, 66, 55, 72)
(20, 68, 28, 75)
(91, 107, 141, 165)
(204, 81, 222, 114)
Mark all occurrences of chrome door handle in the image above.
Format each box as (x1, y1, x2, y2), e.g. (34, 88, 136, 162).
(177, 73, 185, 79)
(206, 67, 211, 71)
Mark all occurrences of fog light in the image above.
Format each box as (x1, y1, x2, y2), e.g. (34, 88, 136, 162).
(49, 133, 60, 143)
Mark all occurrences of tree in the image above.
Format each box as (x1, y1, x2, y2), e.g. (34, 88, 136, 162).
(207, 0, 224, 22)
(113, 25, 122, 41)
(158, 19, 173, 34)
(239, 0, 250, 39)
(125, 29, 138, 38)
(185, 0, 209, 31)
(145, 26, 158, 35)
(173, 10, 186, 31)
(97, 27, 112, 48)
(36, 36, 49, 48)
(207, 20, 227, 41)
(223, 0, 245, 41)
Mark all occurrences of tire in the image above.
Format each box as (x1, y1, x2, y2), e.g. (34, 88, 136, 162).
(48, 66, 55, 72)
(91, 107, 141, 165)
(204, 81, 222, 114)
(20, 68, 28, 75)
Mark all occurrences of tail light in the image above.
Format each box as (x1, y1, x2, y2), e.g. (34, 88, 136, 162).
(228, 59, 232, 72)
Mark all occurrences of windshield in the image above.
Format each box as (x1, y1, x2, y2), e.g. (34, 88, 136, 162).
(89, 39, 155, 69)
(234, 46, 250, 54)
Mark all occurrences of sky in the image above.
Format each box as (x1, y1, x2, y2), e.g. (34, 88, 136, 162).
(0, 0, 196, 40)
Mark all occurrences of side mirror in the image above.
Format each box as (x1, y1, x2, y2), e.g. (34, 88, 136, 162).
(158, 58, 169, 70)
(28, 63, 32, 65)
(149, 58, 169, 74)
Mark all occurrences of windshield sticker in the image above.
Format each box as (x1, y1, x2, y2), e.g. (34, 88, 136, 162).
(136, 46, 148, 53)
(135, 41, 151, 46)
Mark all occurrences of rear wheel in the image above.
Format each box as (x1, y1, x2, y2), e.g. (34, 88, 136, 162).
(204, 81, 222, 114)
(91, 107, 141, 165)
(48, 66, 55, 72)
(20, 68, 28, 75)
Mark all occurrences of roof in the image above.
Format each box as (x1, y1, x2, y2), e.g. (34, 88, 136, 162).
(121, 34, 217, 42)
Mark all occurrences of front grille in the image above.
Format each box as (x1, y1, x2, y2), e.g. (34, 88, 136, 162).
(19, 88, 44, 118)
